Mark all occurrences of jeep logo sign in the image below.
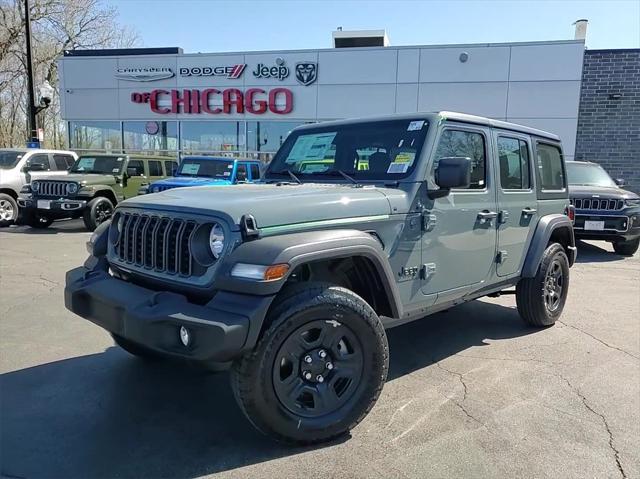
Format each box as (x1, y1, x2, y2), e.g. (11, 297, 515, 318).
(252, 58, 289, 81)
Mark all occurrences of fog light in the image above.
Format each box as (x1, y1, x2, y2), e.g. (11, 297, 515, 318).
(179, 326, 191, 346)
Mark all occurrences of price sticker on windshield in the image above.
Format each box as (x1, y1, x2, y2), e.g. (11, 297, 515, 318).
(407, 120, 425, 131)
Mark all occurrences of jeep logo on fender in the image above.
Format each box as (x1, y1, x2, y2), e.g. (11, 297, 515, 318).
(252, 58, 289, 81)
(130, 88, 293, 115)
(179, 65, 246, 79)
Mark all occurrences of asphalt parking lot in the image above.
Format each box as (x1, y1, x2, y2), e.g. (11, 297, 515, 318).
(1, 219, 638, 479)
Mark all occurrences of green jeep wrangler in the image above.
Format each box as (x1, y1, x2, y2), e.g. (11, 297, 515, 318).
(65, 112, 576, 444)
(18, 154, 176, 231)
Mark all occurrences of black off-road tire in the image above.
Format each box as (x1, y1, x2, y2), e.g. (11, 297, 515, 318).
(613, 238, 640, 257)
(0, 193, 18, 227)
(83, 197, 114, 232)
(111, 334, 162, 361)
(230, 283, 389, 445)
(516, 243, 570, 327)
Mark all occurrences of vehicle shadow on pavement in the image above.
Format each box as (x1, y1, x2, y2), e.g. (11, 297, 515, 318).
(1, 300, 532, 478)
(575, 240, 626, 263)
(3, 219, 88, 235)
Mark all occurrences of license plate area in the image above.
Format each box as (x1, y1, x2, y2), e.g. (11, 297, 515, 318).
(37, 200, 51, 210)
(584, 220, 605, 231)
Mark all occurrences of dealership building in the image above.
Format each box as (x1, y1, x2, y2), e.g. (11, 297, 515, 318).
(58, 27, 640, 191)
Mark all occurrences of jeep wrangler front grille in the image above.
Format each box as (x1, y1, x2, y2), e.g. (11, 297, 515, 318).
(34, 181, 71, 197)
(570, 198, 623, 211)
(114, 213, 199, 276)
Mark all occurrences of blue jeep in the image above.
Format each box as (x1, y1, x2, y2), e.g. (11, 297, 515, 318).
(143, 156, 261, 194)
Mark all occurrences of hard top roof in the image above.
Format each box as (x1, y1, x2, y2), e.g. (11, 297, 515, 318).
(296, 111, 560, 141)
(182, 155, 260, 163)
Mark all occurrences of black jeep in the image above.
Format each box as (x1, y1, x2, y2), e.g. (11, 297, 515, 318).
(567, 161, 640, 256)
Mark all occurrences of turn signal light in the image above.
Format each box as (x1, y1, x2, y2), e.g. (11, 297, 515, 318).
(264, 264, 290, 281)
(565, 205, 575, 223)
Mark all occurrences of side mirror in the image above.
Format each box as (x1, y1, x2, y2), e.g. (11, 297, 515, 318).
(432, 156, 471, 194)
(25, 162, 46, 172)
(615, 178, 625, 187)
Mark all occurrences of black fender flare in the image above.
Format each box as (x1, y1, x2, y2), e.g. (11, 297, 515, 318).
(216, 229, 403, 318)
(522, 214, 576, 277)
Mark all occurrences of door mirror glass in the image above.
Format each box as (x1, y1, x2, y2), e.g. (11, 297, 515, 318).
(615, 178, 625, 187)
(435, 157, 471, 189)
(25, 162, 46, 172)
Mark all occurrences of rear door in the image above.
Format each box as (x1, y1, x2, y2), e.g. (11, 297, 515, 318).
(493, 131, 538, 276)
(122, 158, 147, 198)
(422, 124, 498, 302)
(235, 162, 248, 183)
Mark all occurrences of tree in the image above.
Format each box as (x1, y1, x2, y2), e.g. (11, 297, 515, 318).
(0, 0, 138, 148)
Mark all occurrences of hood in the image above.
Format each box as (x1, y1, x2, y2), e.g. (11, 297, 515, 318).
(568, 185, 638, 200)
(61, 173, 118, 186)
(153, 176, 231, 187)
(122, 182, 402, 229)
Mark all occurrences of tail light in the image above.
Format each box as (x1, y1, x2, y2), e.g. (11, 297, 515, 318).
(565, 205, 575, 224)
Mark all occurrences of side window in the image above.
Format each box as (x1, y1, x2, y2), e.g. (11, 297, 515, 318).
(236, 163, 248, 182)
(148, 160, 163, 176)
(536, 143, 565, 191)
(53, 154, 74, 170)
(434, 129, 486, 189)
(250, 164, 261, 180)
(497, 137, 531, 190)
(126, 160, 145, 176)
(28, 154, 51, 171)
(165, 161, 178, 176)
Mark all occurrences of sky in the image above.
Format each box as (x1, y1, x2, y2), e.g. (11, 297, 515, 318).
(105, 0, 640, 53)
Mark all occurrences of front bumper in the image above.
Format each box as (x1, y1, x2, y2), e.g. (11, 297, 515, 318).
(574, 210, 640, 242)
(64, 260, 273, 362)
(18, 197, 87, 215)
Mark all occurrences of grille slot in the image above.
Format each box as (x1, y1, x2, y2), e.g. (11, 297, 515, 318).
(35, 181, 70, 197)
(114, 213, 200, 276)
(570, 197, 623, 211)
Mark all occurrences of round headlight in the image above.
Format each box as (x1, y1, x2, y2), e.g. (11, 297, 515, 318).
(209, 223, 225, 259)
(31, 181, 39, 192)
(67, 183, 78, 194)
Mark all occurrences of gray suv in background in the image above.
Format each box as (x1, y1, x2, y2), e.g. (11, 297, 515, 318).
(0, 148, 77, 226)
(65, 112, 576, 444)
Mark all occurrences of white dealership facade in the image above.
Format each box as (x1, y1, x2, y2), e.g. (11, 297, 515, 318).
(59, 38, 585, 160)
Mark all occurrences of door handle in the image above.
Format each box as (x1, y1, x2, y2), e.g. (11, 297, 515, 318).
(477, 210, 498, 224)
(522, 207, 537, 216)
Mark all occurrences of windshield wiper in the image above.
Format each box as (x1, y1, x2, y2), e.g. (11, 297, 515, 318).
(335, 170, 358, 185)
(269, 169, 302, 184)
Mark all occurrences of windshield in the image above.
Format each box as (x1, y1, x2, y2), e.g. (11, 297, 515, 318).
(70, 156, 124, 174)
(265, 119, 429, 182)
(177, 158, 234, 178)
(566, 162, 617, 187)
(0, 151, 25, 169)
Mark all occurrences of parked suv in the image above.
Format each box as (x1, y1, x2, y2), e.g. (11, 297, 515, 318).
(567, 161, 640, 256)
(141, 156, 261, 194)
(65, 112, 576, 444)
(18, 154, 175, 230)
(0, 148, 77, 227)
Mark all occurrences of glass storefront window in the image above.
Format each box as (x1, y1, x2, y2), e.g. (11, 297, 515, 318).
(247, 121, 303, 153)
(181, 121, 244, 154)
(123, 121, 178, 155)
(69, 121, 121, 153)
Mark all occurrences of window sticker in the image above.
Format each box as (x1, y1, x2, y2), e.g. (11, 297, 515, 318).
(407, 120, 425, 131)
(393, 152, 415, 164)
(287, 133, 337, 162)
(387, 162, 410, 174)
(223, 171, 231, 177)
(76, 158, 96, 170)
(181, 163, 201, 175)
(227, 164, 234, 169)
(112, 168, 119, 173)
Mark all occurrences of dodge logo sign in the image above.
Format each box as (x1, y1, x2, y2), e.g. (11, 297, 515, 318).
(179, 65, 246, 79)
(295, 62, 318, 86)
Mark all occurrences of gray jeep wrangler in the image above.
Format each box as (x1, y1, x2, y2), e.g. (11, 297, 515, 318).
(65, 112, 576, 444)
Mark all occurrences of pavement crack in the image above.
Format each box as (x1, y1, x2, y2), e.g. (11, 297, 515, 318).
(558, 320, 639, 361)
(556, 373, 626, 479)
(435, 361, 468, 401)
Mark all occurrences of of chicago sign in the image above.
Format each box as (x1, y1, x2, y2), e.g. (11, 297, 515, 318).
(130, 88, 293, 114)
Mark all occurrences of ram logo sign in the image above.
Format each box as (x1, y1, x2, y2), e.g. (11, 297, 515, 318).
(295, 62, 318, 86)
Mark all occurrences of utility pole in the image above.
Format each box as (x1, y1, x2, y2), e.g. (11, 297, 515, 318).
(24, 0, 38, 144)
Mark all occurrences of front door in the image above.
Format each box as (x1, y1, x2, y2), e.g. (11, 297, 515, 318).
(122, 159, 147, 198)
(422, 125, 498, 302)
(494, 132, 538, 276)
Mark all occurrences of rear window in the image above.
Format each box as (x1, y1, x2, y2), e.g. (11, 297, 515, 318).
(266, 119, 429, 181)
(536, 143, 565, 191)
(177, 158, 234, 179)
(148, 160, 163, 176)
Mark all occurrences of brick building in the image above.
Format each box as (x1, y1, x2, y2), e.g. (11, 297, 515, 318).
(574, 49, 640, 193)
